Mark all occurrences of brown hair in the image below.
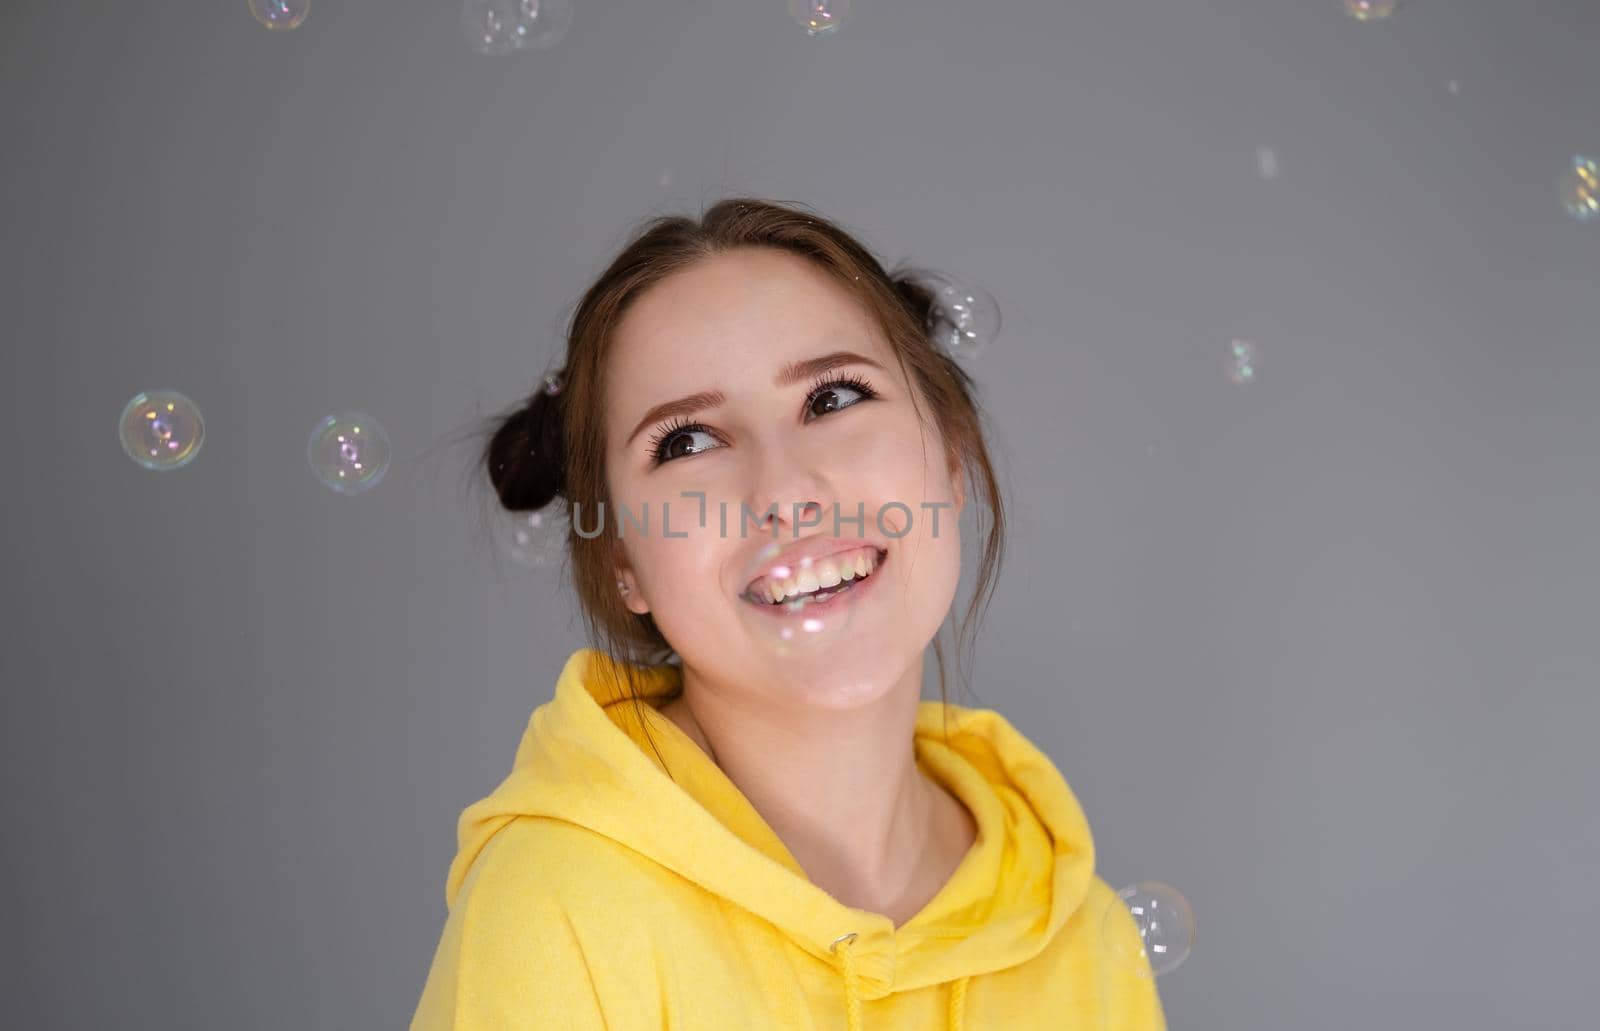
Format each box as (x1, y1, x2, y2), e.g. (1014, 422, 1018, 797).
(476, 197, 1008, 773)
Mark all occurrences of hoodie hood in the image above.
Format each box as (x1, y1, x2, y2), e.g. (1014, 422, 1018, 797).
(443, 648, 1098, 1030)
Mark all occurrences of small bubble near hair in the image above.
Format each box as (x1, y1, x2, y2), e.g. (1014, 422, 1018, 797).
(887, 268, 982, 399)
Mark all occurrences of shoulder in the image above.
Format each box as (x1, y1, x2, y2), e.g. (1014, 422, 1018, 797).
(456, 816, 681, 925)
(413, 819, 635, 1029)
(414, 819, 678, 1027)
(463, 816, 632, 891)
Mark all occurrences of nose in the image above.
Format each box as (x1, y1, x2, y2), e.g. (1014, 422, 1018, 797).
(741, 437, 831, 539)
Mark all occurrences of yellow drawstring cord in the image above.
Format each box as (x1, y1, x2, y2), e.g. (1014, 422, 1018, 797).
(830, 933, 863, 1031)
(949, 976, 969, 1030)
(831, 932, 971, 1030)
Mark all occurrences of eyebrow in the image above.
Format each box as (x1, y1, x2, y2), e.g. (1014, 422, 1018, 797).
(624, 349, 888, 448)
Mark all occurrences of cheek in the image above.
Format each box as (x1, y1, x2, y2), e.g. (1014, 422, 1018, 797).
(841, 418, 938, 490)
(627, 529, 730, 644)
(850, 419, 961, 517)
(841, 433, 963, 620)
(632, 528, 715, 594)
(887, 430, 965, 620)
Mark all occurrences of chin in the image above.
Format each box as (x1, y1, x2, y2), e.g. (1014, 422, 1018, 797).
(775, 646, 918, 710)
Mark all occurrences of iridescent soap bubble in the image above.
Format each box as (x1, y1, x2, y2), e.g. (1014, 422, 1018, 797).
(788, 0, 852, 36)
(923, 273, 1002, 361)
(1227, 338, 1258, 385)
(1560, 156, 1599, 222)
(307, 411, 391, 495)
(248, 0, 310, 30)
(500, 505, 567, 569)
(461, 0, 573, 56)
(1104, 881, 1196, 977)
(1340, 0, 1396, 20)
(119, 390, 204, 472)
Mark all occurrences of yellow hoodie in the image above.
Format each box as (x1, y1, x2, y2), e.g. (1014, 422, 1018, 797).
(411, 648, 1168, 1030)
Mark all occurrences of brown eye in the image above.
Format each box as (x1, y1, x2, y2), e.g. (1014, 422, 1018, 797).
(667, 432, 712, 459)
(806, 381, 869, 420)
(652, 423, 720, 465)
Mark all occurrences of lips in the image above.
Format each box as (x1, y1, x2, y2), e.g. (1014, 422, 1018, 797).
(743, 547, 886, 606)
(739, 535, 890, 600)
(742, 546, 890, 617)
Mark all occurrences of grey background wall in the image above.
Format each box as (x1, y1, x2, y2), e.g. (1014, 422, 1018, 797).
(4, 1, 1597, 1027)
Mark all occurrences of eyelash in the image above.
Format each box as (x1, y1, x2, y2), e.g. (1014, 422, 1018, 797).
(645, 372, 879, 466)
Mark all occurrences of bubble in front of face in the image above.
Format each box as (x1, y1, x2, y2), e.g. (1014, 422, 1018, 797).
(788, 0, 851, 36)
(1340, 0, 1396, 21)
(924, 273, 1002, 361)
(1103, 881, 1196, 977)
(307, 412, 391, 495)
(1560, 156, 1599, 222)
(461, 0, 573, 56)
(248, 0, 310, 30)
(119, 390, 204, 471)
(740, 536, 874, 660)
(1226, 338, 1258, 385)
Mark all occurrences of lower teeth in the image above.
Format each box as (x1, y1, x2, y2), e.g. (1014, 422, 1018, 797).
(780, 579, 858, 607)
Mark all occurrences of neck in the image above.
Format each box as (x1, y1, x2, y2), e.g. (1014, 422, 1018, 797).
(661, 656, 959, 920)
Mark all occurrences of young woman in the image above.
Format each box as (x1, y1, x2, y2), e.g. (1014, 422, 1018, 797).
(412, 199, 1168, 1029)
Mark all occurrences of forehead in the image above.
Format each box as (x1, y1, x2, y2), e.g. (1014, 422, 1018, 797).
(607, 248, 888, 391)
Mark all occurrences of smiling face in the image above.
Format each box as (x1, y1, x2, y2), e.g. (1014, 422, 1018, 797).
(602, 247, 966, 710)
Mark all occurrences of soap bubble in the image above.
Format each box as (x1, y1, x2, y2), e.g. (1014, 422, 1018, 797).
(461, 0, 573, 55)
(1560, 156, 1599, 222)
(1226, 338, 1258, 385)
(119, 390, 204, 471)
(1256, 146, 1280, 181)
(307, 411, 391, 495)
(788, 0, 851, 36)
(1104, 881, 1195, 977)
(248, 0, 310, 30)
(923, 273, 1002, 361)
(1340, 0, 1396, 20)
(500, 505, 567, 569)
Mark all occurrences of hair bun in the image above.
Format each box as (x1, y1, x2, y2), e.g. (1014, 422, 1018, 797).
(486, 369, 568, 512)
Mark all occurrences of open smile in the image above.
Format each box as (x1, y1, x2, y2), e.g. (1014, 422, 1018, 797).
(741, 546, 888, 616)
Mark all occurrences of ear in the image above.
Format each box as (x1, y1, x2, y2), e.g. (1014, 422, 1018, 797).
(614, 564, 650, 615)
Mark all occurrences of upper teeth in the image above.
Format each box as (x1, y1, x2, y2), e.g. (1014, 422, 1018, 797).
(747, 549, 880, 604)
